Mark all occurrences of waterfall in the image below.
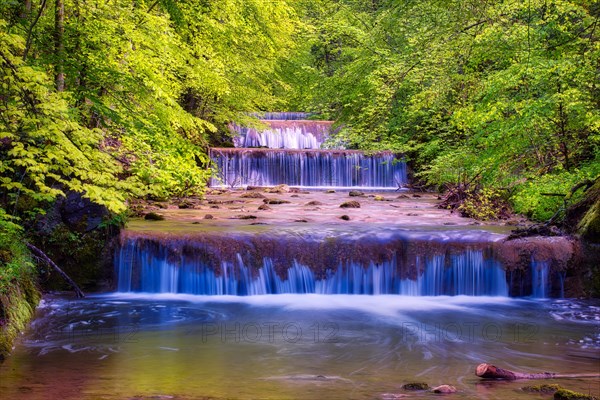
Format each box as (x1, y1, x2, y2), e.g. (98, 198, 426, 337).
(531, 260, 550, 298)
(115, 239, 509, 296)
(231, 120, 333, 149)
(210, 148, 406, 189)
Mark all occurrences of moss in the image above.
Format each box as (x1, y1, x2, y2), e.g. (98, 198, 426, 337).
(522, 384, 561, 393)
(554, 388, 598, 400)
(578, 200, 600, 243)
(0, 230, 40, 362)
(402, 382, 429, 391)
(144, 212, 165, 221)
(340, 201, 361, 208)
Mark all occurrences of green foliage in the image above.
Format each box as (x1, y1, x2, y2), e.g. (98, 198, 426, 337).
(459, 188, 508, 221)
(0, 208, 35, 295)
(0, 0, 302, 221)
(287, 0, 599, 221)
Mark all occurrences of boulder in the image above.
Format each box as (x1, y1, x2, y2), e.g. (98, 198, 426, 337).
(340, 201, 361, 208)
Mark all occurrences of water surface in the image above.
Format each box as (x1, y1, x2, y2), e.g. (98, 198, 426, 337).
(1, 294, 598, 399)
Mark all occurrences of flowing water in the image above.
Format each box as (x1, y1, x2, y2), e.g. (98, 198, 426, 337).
(1, 294, 598, 400)
(2, 112, 598, 398)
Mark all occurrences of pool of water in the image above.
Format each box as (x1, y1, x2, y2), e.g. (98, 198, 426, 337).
(1, 294, 598, 399)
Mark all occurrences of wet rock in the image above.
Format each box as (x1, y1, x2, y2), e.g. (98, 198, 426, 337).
(443, 222, 457, 225)
(374, 195, 385, 201)
(432, 385, 456, 394)
(265, 184, 290, 194)
(406, 213, 420, 216)
(240, 192, 265, 199)
(263, 199, 291, 205)
(402, 382, 429, 391)
(412, 194, 422, 198)
(429, 385, 455, 394)
(210, 205, 220, 209)
(144, 212, 165, 221)
(349, 190, 364, 197)
(191, 221, 201, 224)
(203, 214, 214, 219)
(258, 204, 272, 211)
(326, 189, 336, 193)
(340, 201, 361, 208)
(291, 194, 299, 198)
(305, 201, 323, 206)
(340, 215, 350, 221)
(397, 194, 410, 199)
(295, 219, 308, 223)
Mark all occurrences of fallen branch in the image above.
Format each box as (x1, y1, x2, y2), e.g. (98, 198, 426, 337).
(26, 243, 85, 299)
(476, 363, 600, 380)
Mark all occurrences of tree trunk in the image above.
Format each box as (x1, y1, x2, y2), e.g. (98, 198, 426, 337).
(476, 363, 600, 380)
(26, 243, 85, 298)
(55, 0, 65, 91)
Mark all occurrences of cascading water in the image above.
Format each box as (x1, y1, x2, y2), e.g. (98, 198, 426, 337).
(531, 260, 550, 298)
(213, 112, 407, 189)
(115, 237, 510, 296)
(210, 148, 406, 189)
(231, 113, 332, 149)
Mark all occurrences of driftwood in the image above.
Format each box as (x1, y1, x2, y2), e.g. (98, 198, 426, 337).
(476, 363, 600, 380)
(26, 243, 85, 299)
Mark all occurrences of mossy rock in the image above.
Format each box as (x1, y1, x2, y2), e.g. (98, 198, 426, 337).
(554, 388, 598, 400)
(374, 195, 385, 201)
(144, 212, 165, 221)
(263, 199, 291, 205)
(340, 201, 360, 208)
(522, 384, 561, 393)
(349, 191, 364, 197)
(402, 382, 429, 391)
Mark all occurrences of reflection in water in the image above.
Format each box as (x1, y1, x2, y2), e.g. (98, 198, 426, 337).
(1, 294, 598, 399)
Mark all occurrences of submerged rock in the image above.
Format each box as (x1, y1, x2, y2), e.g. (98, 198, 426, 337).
(233, 215, 257, 220)
(374, 195, 385, 201)
(402, 382, 429, 391)
(340, 201, 361, 208)
(522, 384, 561, 393)
(554, 388, 597, 400)
(263, 199, 291, 205)
(258, 204, 272, 211)
(203, 214, 214, 219)
(340, 215, 350, 221)
(305, 201, 323, 206)
(144, 212, 165, 221)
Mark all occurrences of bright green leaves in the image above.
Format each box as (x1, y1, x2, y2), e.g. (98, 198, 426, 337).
(290, 0, 599, 221)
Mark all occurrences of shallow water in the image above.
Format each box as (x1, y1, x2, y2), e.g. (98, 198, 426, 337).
(1, 294, 598, 399)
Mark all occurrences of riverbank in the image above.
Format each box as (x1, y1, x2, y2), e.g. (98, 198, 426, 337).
(0, 228, 40, 361)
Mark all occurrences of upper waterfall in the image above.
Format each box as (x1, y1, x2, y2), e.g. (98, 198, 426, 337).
(231, 112, 333, 150)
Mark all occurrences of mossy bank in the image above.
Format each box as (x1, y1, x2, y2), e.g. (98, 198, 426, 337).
(0, 225, 41, 362)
